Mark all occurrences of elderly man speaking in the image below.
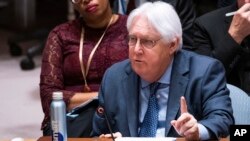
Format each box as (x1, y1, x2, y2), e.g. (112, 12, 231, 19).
(92, 1, 234, 140)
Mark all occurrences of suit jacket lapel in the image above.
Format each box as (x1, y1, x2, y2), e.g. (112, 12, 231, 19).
(123, 63, 140, 137)
(165, 50, 189, 135)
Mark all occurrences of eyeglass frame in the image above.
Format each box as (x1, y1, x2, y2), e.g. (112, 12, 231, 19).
(127, 35, 162, 49)
(71, 0, 84, 4)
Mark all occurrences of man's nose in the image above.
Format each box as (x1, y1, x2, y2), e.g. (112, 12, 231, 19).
(134, 39, 143, 54)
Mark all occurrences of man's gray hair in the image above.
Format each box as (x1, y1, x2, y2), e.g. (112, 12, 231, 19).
(127, 1, 183, 50)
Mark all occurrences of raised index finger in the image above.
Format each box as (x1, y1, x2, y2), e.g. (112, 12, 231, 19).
(180, 96, 188, 114)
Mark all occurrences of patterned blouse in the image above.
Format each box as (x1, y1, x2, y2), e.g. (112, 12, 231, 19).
(40, 15, 128, 129)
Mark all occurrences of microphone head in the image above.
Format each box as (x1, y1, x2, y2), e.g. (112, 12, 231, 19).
(97, 106, 105, 116)
(96, 105, 116, 141)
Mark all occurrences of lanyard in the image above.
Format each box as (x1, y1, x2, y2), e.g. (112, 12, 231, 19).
(79, 15, 114, 92)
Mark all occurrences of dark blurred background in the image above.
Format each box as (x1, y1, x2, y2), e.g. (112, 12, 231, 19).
(0, 0, 70, 70)
(0, 0, 68, 32)
(0, 1, 69, 139)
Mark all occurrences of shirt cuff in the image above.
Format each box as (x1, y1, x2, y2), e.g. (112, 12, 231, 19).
(198, 123, 210, 140)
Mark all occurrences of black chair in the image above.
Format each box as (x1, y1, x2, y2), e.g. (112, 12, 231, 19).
(8, 28, 49, 70)
(7, 0, 68, 70)
(227, 84, 250, 124)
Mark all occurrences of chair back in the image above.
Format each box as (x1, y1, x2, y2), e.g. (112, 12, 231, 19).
(227, 84, 250, 124)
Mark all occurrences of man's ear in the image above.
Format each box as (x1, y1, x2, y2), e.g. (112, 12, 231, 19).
(169, 37, 179, 54)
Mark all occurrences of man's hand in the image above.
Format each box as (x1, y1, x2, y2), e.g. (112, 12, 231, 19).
(228, 3, 250, 44)
(99, 132, 122, 138)
(171, 96, 199, 141)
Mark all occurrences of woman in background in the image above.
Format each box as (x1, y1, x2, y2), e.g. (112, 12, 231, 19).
(39, 0, 128, 137)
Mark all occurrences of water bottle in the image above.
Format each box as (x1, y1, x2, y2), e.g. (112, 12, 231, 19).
(50, 91, 67, 141)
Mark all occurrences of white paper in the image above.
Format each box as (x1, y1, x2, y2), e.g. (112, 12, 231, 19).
(115, 137, 176, 141)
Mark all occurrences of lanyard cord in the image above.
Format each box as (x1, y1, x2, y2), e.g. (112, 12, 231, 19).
(79, 15, 114, 91)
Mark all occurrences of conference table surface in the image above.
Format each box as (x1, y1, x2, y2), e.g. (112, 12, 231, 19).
(37, 136, 229, 141)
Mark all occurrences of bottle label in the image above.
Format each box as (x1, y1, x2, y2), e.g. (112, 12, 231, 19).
(51, 120, 64, 141)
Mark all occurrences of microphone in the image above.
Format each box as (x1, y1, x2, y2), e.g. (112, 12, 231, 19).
(97, 106, 115, 141)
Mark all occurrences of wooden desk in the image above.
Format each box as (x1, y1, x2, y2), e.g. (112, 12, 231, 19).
(38, 136, 229, 141)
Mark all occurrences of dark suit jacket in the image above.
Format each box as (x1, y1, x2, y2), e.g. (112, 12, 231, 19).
(92, 50, 234, 139)
(193, 3, 250, 94)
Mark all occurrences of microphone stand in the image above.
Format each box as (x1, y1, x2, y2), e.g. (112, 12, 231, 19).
(103, 110, 115, 141)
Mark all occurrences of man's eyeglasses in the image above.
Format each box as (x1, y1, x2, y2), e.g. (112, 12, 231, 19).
(71, 0, 83, 4)
(128, 35, 161, 49)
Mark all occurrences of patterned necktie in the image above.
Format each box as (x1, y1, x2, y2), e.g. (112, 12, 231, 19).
(139, 82, 160, 137)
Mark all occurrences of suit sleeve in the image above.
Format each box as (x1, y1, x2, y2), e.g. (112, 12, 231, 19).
(198, 60, 234, 139)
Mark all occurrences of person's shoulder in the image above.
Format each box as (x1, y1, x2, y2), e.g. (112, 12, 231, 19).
(113, 14, 128, 27)
(46, 18, 81, 39)
(50, 18, 81, 33)
(179, 50, 225, 74)
(102, 59, 131, 80)
(117, 14, 128, 20)
(109, 14, 128, 37)
(196, 5, 234, 22)
(104, 59, 132, 76)
(107, 59, 130, 71)
(181, 50, 221, 64)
